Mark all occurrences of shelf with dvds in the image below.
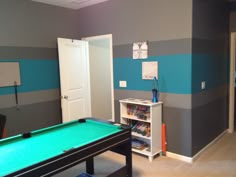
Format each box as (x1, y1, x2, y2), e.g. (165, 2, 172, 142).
(119, 98, 163, 162)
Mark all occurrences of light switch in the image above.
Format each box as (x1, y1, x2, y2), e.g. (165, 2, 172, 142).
(119, 81, 127, 87)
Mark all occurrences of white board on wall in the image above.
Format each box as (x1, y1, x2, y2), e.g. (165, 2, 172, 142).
(142, 61, 158, 80)
(0, 62, 21, 87)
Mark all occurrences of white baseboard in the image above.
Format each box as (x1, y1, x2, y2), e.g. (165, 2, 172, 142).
(228, 128, 234, 133)
(166, 151, 193, 163)
(191, 130, 227, 161)
(166, 130, 227, 163)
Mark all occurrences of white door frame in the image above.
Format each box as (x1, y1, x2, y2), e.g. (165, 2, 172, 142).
(82, 34, 115, 121)
(229, 32, 235, 133)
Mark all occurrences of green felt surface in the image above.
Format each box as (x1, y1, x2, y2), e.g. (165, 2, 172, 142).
(0, 119, 121, 176)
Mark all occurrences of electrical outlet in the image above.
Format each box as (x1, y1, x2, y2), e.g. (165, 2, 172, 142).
(201, 81, 206, 90)
(119, 81, 127, 87)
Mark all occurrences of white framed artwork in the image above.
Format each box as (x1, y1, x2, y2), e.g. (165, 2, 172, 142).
(142, 61, 158, 80)
(133, 41, 148, 59)
(0, 62, 21, 87)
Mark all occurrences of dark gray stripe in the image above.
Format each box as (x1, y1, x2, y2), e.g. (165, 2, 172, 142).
(163, 106, 192, 157)
(192, 0, 228, 40)
(192, 85, 228, 108)
(229, 1, 236, 11)
(230, 12, 236, 31)
(192, 96, 228, 156)
(0, 89, 60, 109)
(113, 39, 192, 58)
(1, 100, 61, 137)
(0, 46, 58, 59)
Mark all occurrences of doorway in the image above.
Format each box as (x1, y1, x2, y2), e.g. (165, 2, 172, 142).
(83, 34, 114, 121)
(58, 34, 114, 123)
(229, 32, 235, 133)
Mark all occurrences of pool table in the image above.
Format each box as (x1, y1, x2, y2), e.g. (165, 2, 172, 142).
(0, 118, 132, 177)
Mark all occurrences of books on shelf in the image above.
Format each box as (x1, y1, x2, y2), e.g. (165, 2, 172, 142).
(132, 122, 150, 137)
(132, 138, 148, 150)
(127, 104, 150, 120)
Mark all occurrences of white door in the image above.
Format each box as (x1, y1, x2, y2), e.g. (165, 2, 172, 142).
(57, 38, 91, 123)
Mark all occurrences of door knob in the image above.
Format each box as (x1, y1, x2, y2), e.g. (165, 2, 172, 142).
(64, 95, 68, 99)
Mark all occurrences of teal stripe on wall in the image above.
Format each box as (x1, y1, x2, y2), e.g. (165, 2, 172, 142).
(114, 54, 192, 94)
(0, 59, 60, 95)
(192, 54, 228, 93)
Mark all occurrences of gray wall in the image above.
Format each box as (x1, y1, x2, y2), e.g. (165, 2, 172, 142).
(230, 10, 236, 32)
(0, 0, 79, 47)
(77, 0, 192, 45)
(192, 0, 229, 155)
(0, 0, 80, 137)
(77, 0, 229, 157)
(0, 0, 230, 159)
(77, 0, 194, 157)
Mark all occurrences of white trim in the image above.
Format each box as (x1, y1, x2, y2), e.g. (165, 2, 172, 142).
(166, 130, 227, 163)
(32, 0, 110, 10)
(229, 32, 235, 133)
(166, 151, 193, 163)
(191, 130, 227, 161)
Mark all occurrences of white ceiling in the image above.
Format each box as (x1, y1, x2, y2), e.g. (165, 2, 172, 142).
(31, 0, 110, 9)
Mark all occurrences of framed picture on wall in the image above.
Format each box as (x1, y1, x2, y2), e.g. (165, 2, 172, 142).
(133, 41, 148, 59)
(142, 61, 158, 80)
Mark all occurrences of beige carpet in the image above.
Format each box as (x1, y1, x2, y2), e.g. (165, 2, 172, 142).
(54, 132, 236, 177)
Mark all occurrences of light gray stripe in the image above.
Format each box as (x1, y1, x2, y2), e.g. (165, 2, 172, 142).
(192, 84, 228, 108)
(0, 46, 57, 59)
(114, 89, 151, 101)
(115, 84, 228, 110)
(113, 39, 192, 58)
(159, 93, 192, 109)
(0, 89, 60, 109)
(114, 89, 192, 109)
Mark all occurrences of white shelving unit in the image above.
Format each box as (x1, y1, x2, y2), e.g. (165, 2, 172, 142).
(119, 98, 163, 162)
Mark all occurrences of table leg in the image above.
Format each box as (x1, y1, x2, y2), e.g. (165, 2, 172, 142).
(86, 157, 94, 175)
(126, 141, 132, 177)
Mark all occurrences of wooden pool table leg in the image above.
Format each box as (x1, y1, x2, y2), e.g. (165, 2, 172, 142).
(86, 157, 94, 175)
(126, 140, 132, 177)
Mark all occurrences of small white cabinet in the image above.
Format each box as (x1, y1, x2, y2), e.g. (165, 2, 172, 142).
(119, 98, 163, 161)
